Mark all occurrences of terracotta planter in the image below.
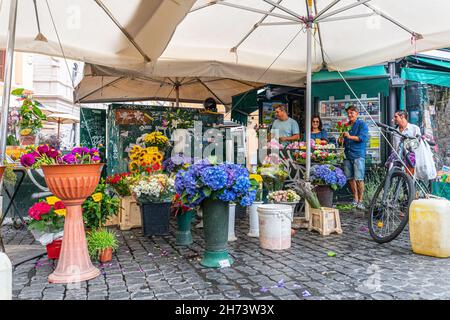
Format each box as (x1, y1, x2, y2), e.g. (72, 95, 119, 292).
(42, 163, 103, 284)
(0, 166, 5, 181)
(98, 247, 113, 263)
(19, 134, 36, 146)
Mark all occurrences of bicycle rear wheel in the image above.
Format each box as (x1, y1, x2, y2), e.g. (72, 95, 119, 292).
(368, 170, 414, 243)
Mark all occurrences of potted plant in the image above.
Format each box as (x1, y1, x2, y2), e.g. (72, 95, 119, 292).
(20, 145, 103, 283)
(27, 197, 66, 259)
(11, 88, 46, 146)
(175, 157, 257, 268)
(131, 169, 175, 236)
(310, 164, 347, 208)
(82, 179, 120, 230)
(87, 229, 118, 263)
(171, 193, 195, 246)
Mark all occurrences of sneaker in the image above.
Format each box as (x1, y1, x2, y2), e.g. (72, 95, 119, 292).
(351, 200, 358, 207)
(356, 202, 366, 210)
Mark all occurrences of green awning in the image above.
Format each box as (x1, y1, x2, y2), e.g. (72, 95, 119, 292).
(401, 67, 450, 88)
(408, 56, 450, 70)
(312, 66, 389, 101)
(231, 89, 258, 125)
(312, 65, 388, 82)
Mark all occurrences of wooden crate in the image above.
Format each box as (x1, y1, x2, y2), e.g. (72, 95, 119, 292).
(103, 214, 120, 227)
(308, 207, 343, 236)
(118, 196, 142, 230)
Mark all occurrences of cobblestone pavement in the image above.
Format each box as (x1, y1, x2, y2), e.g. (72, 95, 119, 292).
(3, 210, 450, 300)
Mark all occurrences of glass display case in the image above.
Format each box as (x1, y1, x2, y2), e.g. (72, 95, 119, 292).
(318, 95, 382, 165)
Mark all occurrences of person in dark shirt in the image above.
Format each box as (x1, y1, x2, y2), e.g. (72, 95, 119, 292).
(338, 106, 369, 210)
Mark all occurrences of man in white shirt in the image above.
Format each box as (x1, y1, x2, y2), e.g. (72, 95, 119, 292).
(392, 111, 421, 151)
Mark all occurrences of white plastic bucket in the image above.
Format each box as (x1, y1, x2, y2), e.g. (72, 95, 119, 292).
(248, 201, 263, 237)
(257, 204, 293, 250)
(0, 252, 12, 300)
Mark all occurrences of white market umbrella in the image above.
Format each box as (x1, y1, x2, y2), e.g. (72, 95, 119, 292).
(0, 0, 195, 70)
(151, 0, 450, 179)
(75, 63, 263, 107)
(0, 0, 196, 163)
(46, 112, 80, 140)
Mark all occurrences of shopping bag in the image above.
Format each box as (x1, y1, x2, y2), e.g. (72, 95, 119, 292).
(414, 139, 437, 181)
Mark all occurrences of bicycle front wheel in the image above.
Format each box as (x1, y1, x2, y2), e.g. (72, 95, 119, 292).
(368, 170, 415, 243)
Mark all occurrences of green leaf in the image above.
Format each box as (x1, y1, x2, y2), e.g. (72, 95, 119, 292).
(203, 189, 212, 197)
(11, 88, 24, 96)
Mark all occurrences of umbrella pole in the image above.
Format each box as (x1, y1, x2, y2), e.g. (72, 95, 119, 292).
(57, 120, 61, 141)
(175, 82, 180, 108)
(0, 0, 18, 166)
(305, 19, 312, 181)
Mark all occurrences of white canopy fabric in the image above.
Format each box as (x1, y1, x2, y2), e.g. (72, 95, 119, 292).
(75, 63, 263, 106)
(0, 0, 195, 71)
(151, 0, 450, 87)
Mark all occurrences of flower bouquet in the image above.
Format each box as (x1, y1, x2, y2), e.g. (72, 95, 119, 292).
(268, 190, 300, 203)
(128, 145, 164, 173)
(28, 197, 66, 259)
(106, 172, 135, 197)
(310, 164, 347, 207)
(138, 131, 171, 151)
(336, 120, 352, 162)
(131, 173, 176, 236)
(312, 150, 338, 164)
(162, 153, 191, 175)
(249, 173, 263, 202)
(257, 164, 288, 193)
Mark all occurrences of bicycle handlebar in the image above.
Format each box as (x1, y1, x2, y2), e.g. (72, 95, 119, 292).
(374, 121, 410, 139)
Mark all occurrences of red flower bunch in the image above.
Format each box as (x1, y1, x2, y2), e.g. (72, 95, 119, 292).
(171, 193, 191, 216)
(28, 202, 52, 221)
(106, 172, 134, 197)
(336, 121, 351, 133)
(27, 199, 65, 232)
(141, 162, 162, 175)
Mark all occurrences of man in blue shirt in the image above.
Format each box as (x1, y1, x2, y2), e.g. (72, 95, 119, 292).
(270, 105, 300, 147)
(338, 106, 369, 210)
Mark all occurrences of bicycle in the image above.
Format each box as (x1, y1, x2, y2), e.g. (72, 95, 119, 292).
(367, 122, 436, 243)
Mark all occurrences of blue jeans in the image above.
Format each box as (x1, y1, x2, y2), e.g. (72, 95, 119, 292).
(343, 158, 365, 181)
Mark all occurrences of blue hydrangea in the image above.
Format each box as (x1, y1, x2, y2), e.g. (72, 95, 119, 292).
(200, 166, 227, 191)
(311, 164, 347, 190)
(218, 189, 237, 202)
(174, 160, 255, 207)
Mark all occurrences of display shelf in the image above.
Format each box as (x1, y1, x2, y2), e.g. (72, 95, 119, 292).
(319, 95, 382, 165)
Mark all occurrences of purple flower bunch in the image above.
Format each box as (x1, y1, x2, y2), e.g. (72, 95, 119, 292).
(64, 147, 101, 164)
(175, 158, 256, 207)
(162, 153, 192, 173)
(20, 145, 101, 168)
(310, 164, 347, 191)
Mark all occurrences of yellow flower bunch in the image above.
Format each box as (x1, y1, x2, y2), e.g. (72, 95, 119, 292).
(142, 131, 170, 149)
(249, 174, 263, 184)
(128, 145, 164, 172)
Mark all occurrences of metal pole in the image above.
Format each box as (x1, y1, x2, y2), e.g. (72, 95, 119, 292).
(175, 79, 180, 108)
(0, 0, 19, 166)
(305, 20, 312, 181)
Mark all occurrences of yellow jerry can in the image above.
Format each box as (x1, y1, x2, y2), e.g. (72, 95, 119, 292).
(409, 199, 450, 258)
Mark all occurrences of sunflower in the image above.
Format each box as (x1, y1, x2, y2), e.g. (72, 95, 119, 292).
(129, 160, 140, 172)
